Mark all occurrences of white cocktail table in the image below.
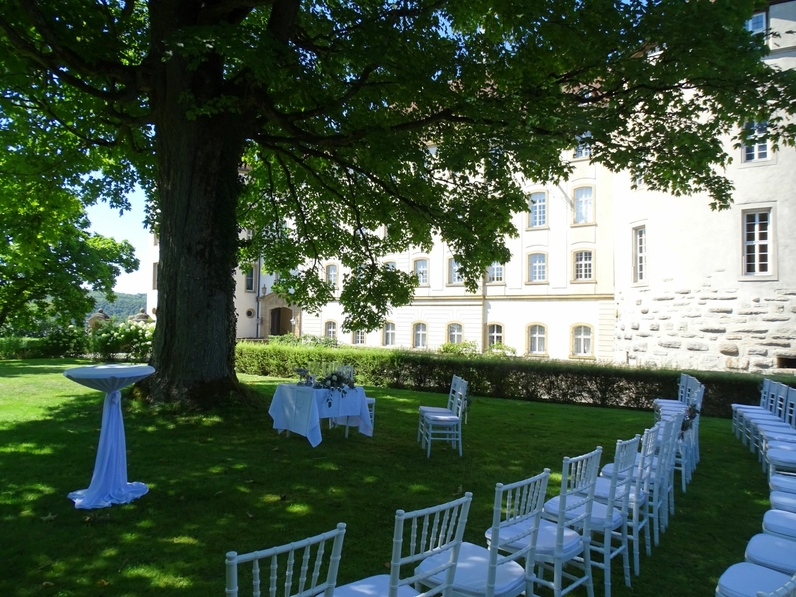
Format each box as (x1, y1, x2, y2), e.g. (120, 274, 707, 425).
(63, 364, 154, 509)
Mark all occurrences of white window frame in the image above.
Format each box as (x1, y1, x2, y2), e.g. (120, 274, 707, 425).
(487, 262, 504, 284)
(571, 324, 593, 357)
(746, 12, 766, 36)
(573, 250, 594, 281)
(573, 187, 594, 224)
(742, 208, 775, 278)
(324, 321, 337, 340)
(574, 133, 592, 159)
(527, 324, 547, 356)
(528, 192, 547, 228)
(633, 226, 646, 284)
(413, 322, 427, 348)
(744, 121, 769, 162)
(528, 253, 547, 283)
(448, 258, 464, 285)
(152, 262, 158, 290)
(383, 322, 396, 346)
(352, 330, 366, 345)
(413, 258, 429, 286)
(325, 264, 338, 288)
(447, 323, 463, 344)
(487, 324, 503, 348)
(384, 261, 397, 270)
(244, 266, 255, 292)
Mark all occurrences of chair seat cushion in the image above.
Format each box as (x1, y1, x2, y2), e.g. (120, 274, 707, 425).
(745, 533, 796, 574)
(414, 542, 526, 597)
(763, 509, 796, 540)
(492, 519, 583, 562)
(767, 449, 796, 470)
(543, 496, 623, 530)
(334, 574, 422, 597)
(770, 474, 796, 493)
(418, 405, 451, 415)
(771, 491, 796, 514)
(767, 441, 796, 453)
(761, 430, 796, 442)
(716, 562, 791, 597)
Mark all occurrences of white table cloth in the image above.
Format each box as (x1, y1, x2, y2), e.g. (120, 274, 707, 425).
(63, 364, 154, 509)
(269, 384, 373, 447)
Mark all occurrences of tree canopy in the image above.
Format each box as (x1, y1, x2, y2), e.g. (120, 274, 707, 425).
(1, 0, 794, 404)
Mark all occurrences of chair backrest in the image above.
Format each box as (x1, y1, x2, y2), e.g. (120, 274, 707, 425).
(446, 375, 464, 411)
(765, 381, 783, 414)
(783, 387, 796, 428)
(552, 447, 603, 555)
(634, 425, 659, 498)
(225, 523, 346, 597)
(757, 572, 796, 597)
(388, 492, 473, 597)
(774, 383, 791, 421)
(759, 378, 773, 407)
(676, 373, 689, 403)
(605, 435, 641, 515)
(486, 469, 551, 597)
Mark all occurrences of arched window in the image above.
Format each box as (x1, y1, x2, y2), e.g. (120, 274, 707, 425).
(324, 321, 337, 340)
(413, 323, 427, 348)
(528, 325, 546, 355)
(528, 253, 547, 282)
(325, 264, 338, 287)
(572, 325, 593, 356)
(413, 259, 429, 285)
(352, 330, 365, 345)
(383, 322, 396, 346)
(447, 323, 463, 344)
(573, 187, 594, 224)
(487, 324, 503, 347)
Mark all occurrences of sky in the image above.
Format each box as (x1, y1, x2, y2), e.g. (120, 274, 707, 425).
(85, 187, 151, 295)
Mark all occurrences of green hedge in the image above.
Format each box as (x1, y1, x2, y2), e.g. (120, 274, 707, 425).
(235, 342, 787, 418)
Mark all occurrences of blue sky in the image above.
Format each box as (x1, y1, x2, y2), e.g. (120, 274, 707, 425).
(85, 187, 151, 294)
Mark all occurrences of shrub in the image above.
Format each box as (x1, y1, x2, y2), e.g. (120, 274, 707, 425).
(235, 341, 774, 418)
(39, 326, 87, 358)
(87, 319, 154, 362)
(438, 341, 478, 356)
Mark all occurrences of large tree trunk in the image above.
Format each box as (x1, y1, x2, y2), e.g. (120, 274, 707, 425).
(144, 4, 248, 406)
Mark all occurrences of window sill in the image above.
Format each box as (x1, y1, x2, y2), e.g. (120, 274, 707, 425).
(738, 274, 778, 282)
(631, 281, 649, 288)
(525, 353, 549, 359)
(525, 281, 549, 285)
(570, 354, 596, 361)
(571, 222, 596, 228)
(445, 283, 465, 287)
(486, 281, 506, 286)
(571, 279, 596, 284)
(525, 225, 550, 232)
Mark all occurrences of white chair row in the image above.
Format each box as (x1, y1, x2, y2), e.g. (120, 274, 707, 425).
(716, 380, 796, 597)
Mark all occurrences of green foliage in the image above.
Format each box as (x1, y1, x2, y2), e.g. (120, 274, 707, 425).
(39, 326, 88, 358)
(437, 341, 479, 356)
(86, 319, 154, 362)
(267, 334, 339, 348)
(87, 291, 147, 320)
(234, 342, 772, 418)
(485, 342, 517, 357)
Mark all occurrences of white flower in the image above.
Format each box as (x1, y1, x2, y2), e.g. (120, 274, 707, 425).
(331, 374, 338, 382)
(325, 380, 331, 387)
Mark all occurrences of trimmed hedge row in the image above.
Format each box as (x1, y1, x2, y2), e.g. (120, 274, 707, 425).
(234, 342, 788, 418)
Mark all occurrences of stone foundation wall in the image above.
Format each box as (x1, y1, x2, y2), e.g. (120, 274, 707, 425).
(614, 286, 796, 374)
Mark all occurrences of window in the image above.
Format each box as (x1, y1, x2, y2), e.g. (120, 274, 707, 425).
(572, 325, 593, 357)
(744, 121, 768, 162)
(384, 261, 396, 270)
(383, 322, 396, 346)
(414, 259, 429, 285)
(487, 262, 504, 283)
(574, 250, 594, 280)
(413, 323, 427, 348)
(528, 325, 546, 355)
(352, 330, 366, 345)
(744, 209, 772, 276)
(746, 12, 766, 35)
(528, 253, 547, 283)
(324, 321, 337, 339)
(448, 258, 464, 284)
(487, 324, 503, 347)
(574, 133, 592, 159)
(448, 323, 463, 344)
(573, 187, 594, 224)
(152, 262, 158, 290)
(528, 192, 547, 228)
(245, 267, 255, 292)
(633, 227, 646, 283)
(325, 264, 338, 287)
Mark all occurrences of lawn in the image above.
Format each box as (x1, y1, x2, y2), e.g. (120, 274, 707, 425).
(0, 359, 770, 596)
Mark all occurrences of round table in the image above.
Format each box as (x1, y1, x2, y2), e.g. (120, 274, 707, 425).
(63, 364, 155, 509)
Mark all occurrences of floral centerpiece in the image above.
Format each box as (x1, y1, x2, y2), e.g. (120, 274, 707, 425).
(314, 370, 355, 406)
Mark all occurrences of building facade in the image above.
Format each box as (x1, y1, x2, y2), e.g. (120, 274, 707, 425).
(147, 2, 796, 374)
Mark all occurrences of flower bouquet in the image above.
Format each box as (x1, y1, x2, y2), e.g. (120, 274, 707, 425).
(314, 370, 356, 406)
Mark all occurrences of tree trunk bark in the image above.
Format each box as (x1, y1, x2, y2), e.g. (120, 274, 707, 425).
(144, 5, 249, 406)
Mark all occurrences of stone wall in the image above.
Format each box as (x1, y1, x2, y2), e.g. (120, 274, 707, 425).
(614, 286, 796, 374)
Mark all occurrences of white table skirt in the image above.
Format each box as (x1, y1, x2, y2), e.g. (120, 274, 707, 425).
(63, 364, 154, 509)
(269, 384, 373, 447)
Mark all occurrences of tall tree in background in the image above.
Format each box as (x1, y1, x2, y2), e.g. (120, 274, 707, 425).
(1, 0, 794, 406)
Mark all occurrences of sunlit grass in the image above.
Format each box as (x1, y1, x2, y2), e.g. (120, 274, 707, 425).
(0, 358, 771, 597)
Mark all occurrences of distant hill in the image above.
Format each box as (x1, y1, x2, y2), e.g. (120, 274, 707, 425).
(88, 291, 147, 319)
